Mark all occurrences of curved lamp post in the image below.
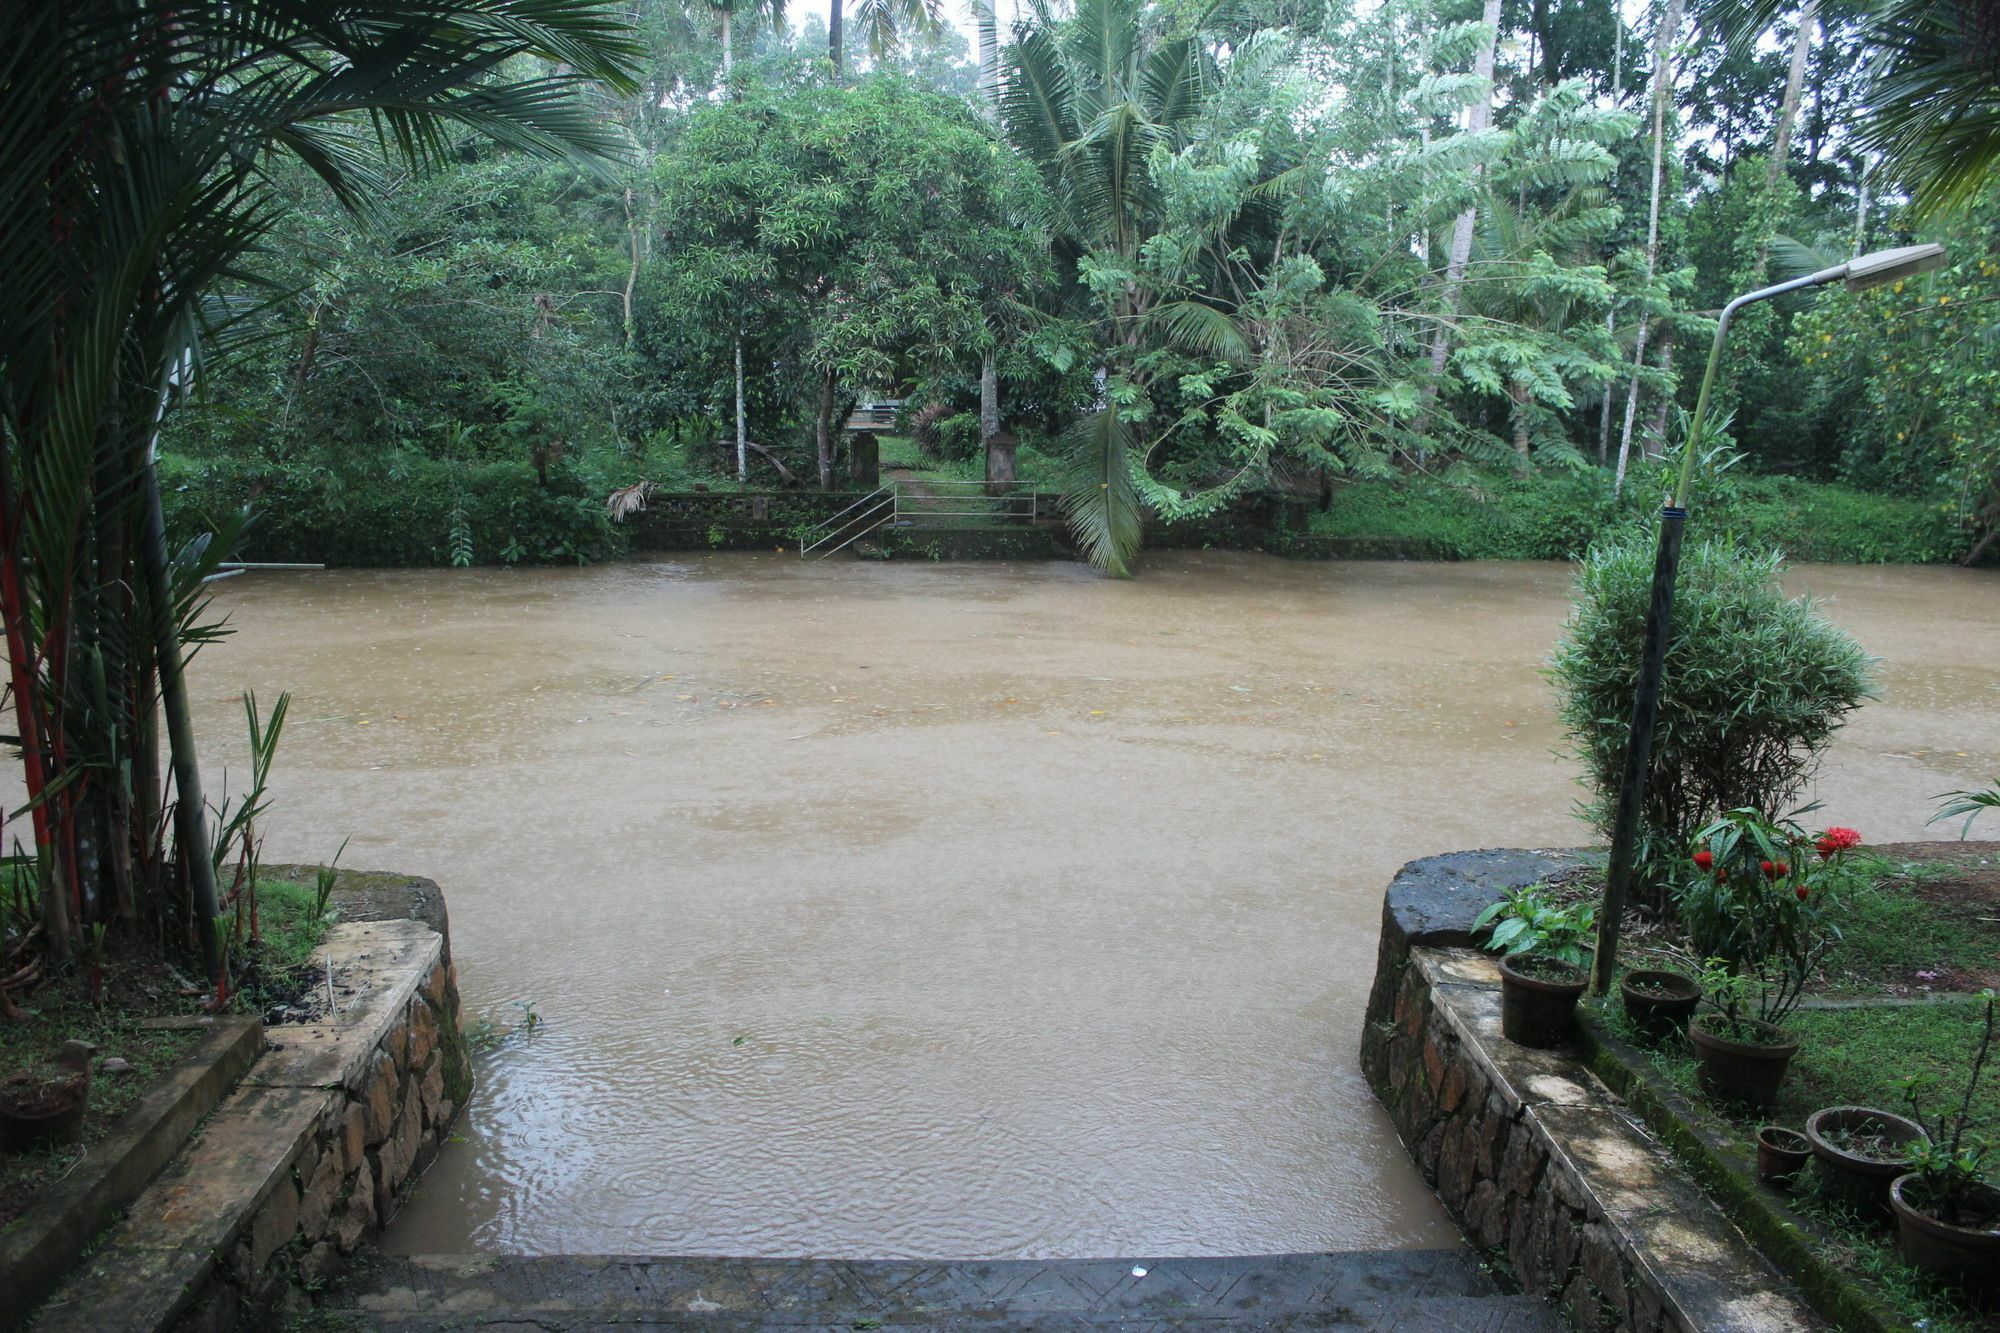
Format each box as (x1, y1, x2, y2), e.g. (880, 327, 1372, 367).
(1588, 242, 1948, 996)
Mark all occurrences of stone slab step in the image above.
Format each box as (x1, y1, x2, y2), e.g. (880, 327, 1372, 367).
(324, 1251, 1559, 1331)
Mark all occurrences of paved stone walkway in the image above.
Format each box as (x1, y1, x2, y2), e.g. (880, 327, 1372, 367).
(324, 1249, 1558, 1331)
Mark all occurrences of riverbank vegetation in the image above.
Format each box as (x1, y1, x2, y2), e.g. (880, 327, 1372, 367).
(127, 0, 1999, 573)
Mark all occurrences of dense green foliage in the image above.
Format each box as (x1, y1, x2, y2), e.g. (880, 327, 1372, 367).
(1549, 536, 1875, 908)
(1313, 467, 1962, 562)
(129, 0, 1999, 574)
(0, 0, 641, 981)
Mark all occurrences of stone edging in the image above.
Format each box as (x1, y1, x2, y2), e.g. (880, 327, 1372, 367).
(30, 877, 469, 1333)
(0, 1016, 263, 1322)
(1360, 850, 1826, 1332)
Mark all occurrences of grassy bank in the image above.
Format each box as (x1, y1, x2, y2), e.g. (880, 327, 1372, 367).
(161, 447, 1975, 569)
(1314, 470, 1968, 564)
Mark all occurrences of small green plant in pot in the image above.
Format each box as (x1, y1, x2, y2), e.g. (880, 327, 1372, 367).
(1473, 886, 1595, 1049)
(1889, 993, 1999, 1293)
(1680, 808, 1852, 1111)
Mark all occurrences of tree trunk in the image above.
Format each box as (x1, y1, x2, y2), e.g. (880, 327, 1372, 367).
(975, 0, 998, 118)
(829, 0, 844, 79)
(1853, 154, 1874, 255)
(980, 348, 999, 442)
(720, 4, 733, 82)
(1509, 382, 1533, 474)
(623, 190, 639, 346)
(734, 335, 747, 483)
(1615, 0, 1683, 497)
(1647, 336, 1674, 455)
(1768, 1, 1816, 186)
(1424, 0, 1503, 391)
(1752, 0, 1817, 281)
(1598, 316, 1616, 464)
(815, 369, 836, 490)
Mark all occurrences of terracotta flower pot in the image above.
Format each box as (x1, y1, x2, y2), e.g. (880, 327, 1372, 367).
(1889, 1173, 2000, 1298)
(1688, 1014, 1798, 1113)
(1804, 1106, 1927, 1221)
(1756, 1125, 1812, 1188)
(1497, 954, 1587, 1049)
(0, 1072, 88, 1153)
(1619, 970, 1701, 1044)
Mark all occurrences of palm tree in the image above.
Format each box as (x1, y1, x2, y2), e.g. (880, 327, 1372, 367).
(1003, 0, 1313, 574)
(1709, 0, 2000, 215)
(714, 0, 789, 83)
(0, 1, 639, 985)
(829, 0, 948, 78)
(1002, 0, 1223, 573)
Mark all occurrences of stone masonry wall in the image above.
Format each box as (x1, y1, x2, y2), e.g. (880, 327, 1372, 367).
(1368, 951, 1667, 1331)
(168, 876, 472, 1332)
(1359, 851, 1822, 1333)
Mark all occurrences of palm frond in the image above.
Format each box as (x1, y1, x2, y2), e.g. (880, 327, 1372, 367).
(1054, 409, 1144, 576)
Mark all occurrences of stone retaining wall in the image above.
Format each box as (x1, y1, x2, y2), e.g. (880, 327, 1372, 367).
(36, 875, 470, 1333)
(1359, 851, 1823, 1333)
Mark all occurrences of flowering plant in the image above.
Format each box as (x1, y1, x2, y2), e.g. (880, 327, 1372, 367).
(1679, 808, 1857, 1029)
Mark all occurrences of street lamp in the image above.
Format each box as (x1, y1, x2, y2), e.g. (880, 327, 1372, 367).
(1588, 242, 1948, 996)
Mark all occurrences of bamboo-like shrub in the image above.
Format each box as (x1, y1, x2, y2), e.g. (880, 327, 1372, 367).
(1550, 536, 1875, 913)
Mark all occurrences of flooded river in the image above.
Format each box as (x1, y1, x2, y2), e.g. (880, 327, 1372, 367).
(170, 554, 1996, 1258)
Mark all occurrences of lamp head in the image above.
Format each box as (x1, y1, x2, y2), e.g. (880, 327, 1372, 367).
(1843, 243, 1948, 291)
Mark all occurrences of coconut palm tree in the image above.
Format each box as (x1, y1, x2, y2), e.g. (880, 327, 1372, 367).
(828, 0, 948, 78)
(713, 0, 789, 83)
(1003, 0, 1299, 574)
(0, 0, 639, 985)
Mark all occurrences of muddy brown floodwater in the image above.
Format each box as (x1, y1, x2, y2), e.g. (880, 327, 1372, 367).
(159, 554, 1996, 1258)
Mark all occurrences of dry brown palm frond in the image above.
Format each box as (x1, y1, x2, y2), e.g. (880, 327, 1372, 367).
(606, 481, 657, 523)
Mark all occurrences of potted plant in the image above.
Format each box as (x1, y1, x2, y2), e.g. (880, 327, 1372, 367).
(1756, 1125, 1812, 1188)
(1889, 993, 1999, 1292)
(0, 1039, 94, 1153)
(1679, 809, 1852, 1112)
(1472, 885, 1595, 1049)
(1619, 968, 1702, 1044)
(1806, 1104, 1929, 1221)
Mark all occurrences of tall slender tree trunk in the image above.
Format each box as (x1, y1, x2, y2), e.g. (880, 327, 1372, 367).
(1853, 154, 1875, 255)
(1768, 2, 1816, 184)
(623, 189, 639, 346)
(1509, 383, 1533, 475)
(1615, 0, 1683, 497)
(1424, 0, 1503, 393)
(720, 3, 733, 81)
(974, 0, 998, 117)
(829, 0, 844, 78)
(734, 334, 747, 483)
(1600, 8, 1624, 465)
(1647, 337, 1674, 455)
(815, 369, 836, 490)
(1753, 0, 1817, 280)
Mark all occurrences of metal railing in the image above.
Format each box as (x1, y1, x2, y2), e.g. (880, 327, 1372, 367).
(799, 486, 896, 559)
(798, 479, 1042, 559)
(891, 479, 1037, 524)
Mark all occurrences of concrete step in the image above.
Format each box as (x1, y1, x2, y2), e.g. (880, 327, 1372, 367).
(322, 1250, 1559, 1331)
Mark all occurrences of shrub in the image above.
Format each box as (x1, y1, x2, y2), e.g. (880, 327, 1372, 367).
(1549, 535, 1875, 911)
(160, 454, 624, 567)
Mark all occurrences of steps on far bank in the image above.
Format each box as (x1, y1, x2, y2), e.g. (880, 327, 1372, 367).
(323, 1248, 1558, 1331)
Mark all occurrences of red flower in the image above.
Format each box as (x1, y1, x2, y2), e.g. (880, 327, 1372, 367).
(1760, 859, 1777, 879)
(1773, 861, 1790, 879)
(1815, 826, 1863, 858)
(1693, 850, 1714, 871)
(1796, 884, 1809, 902)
